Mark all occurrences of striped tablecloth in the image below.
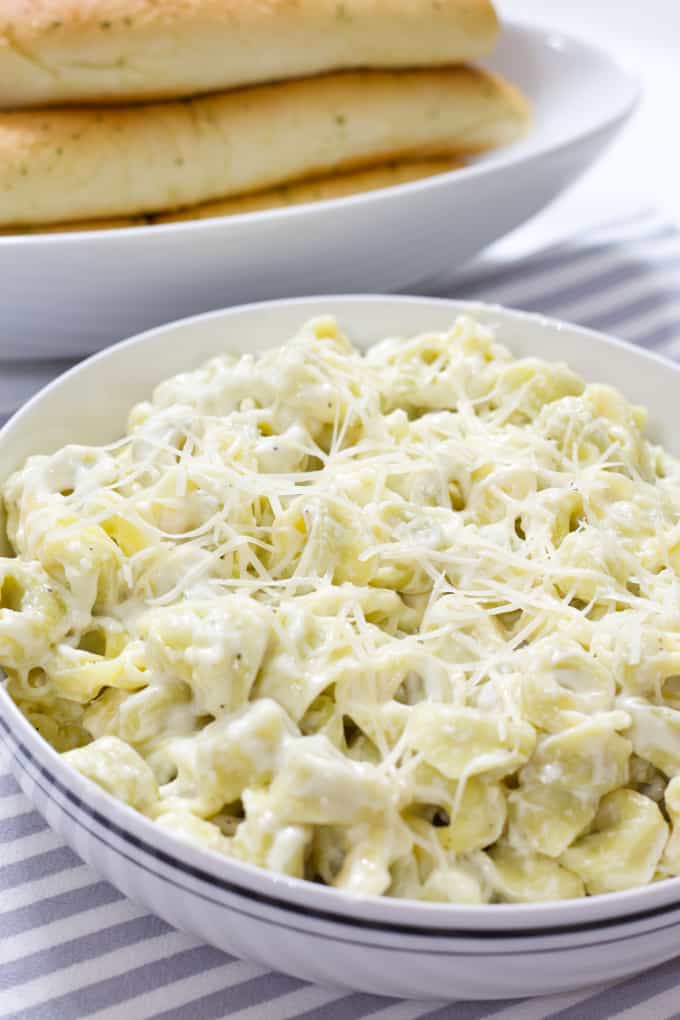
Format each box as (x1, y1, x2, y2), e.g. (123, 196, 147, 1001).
(2, 210, 680, 1020)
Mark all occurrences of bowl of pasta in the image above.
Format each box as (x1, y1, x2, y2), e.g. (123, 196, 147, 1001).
(2, 295, 680, 1000)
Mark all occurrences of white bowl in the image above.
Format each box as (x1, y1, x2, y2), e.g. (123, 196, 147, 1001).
(0, 20, 639, 361)
(2, 296, 680, 1000)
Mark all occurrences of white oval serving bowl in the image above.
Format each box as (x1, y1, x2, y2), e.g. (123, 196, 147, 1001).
(2, 295, 679, 1001)
(0, 19, 639, 361)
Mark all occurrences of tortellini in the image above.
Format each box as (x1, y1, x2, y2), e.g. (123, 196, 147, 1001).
(483, 843, 585, 902)
(408, 704, 535, 780)
(141, 597, 272, 717)
(508, 712, 632, 857)
(63, 736, 159, 813)
(4, 315, 680, 904)
(617, 698, 680, 777)
(0, 559, 67, 668)
(560, 790, 668, 894)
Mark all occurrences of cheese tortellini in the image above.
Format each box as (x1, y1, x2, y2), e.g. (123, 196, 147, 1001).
(4, 314, 680, 903)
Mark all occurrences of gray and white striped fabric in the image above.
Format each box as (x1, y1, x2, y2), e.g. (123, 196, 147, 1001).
(2, 210, 680, 1019)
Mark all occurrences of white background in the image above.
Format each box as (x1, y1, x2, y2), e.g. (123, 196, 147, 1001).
(490, 0, 680, 257)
